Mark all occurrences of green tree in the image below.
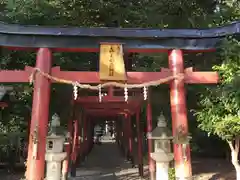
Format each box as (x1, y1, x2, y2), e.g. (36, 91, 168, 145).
(194, 38, 240, 179)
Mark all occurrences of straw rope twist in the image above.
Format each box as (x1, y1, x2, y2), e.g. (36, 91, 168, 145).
(29, 68, 184, 90)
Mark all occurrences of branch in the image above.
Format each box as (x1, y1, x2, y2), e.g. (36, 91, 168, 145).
(227, 140, 234, 151)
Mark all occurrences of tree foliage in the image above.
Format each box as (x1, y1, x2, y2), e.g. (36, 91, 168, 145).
(195, 37, 240, 177)
(195, 38, 240, 141)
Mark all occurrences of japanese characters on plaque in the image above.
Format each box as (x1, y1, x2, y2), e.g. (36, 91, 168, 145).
(99, 43, 126, 81)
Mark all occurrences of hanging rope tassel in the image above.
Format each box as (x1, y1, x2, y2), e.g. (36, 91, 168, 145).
(124, 84, 128, 102)
(143, 86, 148, 100)
(73, 82, 78, 100)
(99, 84, 102, 102)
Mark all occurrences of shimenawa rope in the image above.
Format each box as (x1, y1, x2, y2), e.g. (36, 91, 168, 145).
(29, 68, 184, 90)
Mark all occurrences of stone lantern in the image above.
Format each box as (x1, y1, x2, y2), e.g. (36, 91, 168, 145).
(0, 85, 13, 109)
(45, 113, 67, 180)
(148, 114, 174, 180)
(0, 85, 13, 100)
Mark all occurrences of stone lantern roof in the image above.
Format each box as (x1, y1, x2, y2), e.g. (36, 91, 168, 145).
(148, 114, 172, 140)
(49, 113, 64, 135)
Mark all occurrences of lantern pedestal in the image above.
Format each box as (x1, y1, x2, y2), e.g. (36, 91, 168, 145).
(147, 114, 174, 180)
(45, 152, 67, 180)
(45, 114, 67, 180)
(45, 134, 67, 180)
(151, 150, 173, 180)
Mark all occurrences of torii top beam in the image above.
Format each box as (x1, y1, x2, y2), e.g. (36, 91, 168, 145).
(76, 96, 143, 103)
(0, 21, 240, 52)
(82, 102, 139, 113)
(80, 101, 141, 109)
(84, 109, 136, 116)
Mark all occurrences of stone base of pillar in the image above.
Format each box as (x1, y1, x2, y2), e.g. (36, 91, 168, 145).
(175, 162, 192, 180)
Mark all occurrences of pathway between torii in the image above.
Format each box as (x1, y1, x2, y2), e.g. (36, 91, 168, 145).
(74, 135, 147, 180)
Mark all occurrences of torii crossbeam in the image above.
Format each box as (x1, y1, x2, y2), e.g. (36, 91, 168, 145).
(0, 66, 218, 84)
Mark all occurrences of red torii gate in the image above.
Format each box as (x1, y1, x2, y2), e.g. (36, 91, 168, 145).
(0, 51, 218, 179)
(1, 21, 238, 180)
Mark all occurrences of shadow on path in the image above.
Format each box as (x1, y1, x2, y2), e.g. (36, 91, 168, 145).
(74, 138, 143, 180)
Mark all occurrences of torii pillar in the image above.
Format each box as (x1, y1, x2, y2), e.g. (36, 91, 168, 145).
(71, 108, 80, 177)
(26, 48, 52, 180)
(147, 99, 155, 180)
(169, 49, 192, 179)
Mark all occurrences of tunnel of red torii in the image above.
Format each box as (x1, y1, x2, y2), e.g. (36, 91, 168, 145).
(0, 21, 240, 180)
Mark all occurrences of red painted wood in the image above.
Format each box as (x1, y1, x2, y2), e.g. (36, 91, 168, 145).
(52, 66, 218, 84)
(82, 114, 87, 156)
(85, 109, 135, 114)
(122, 120, 127, 156)
(0, 69, 31, 83)
(62, 118, 73, 179)
(26, 48, 52, 180)
(86, 118, 91, 155)
(71, 118, 79, 163)
(86, 88, 142, 93)
(5, 46, 216, 53)
(0, 65, 218, 84)
(88, 113, 126, 117)
(77, 96, 143, 103)
(51, 67, 171, 84)
(81, 102, 140, 109)
(62, 143, 71, 178)
(84, 104, 137, 109)
(108, 86, 114, 97)
(85, 110, 135, 116)
(84, 104, 135, 108)
(184, 67, 219, 83)
(147, 101, 155, 180)
(136, 109, 144, 177)
(169, 49, 192, 178)
(126, 114, 133, 158)
(78, 113, 83, 157)
(85, 108, 135, 114)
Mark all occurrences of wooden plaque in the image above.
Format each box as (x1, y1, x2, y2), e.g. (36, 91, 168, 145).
(99, 43, 126, 81)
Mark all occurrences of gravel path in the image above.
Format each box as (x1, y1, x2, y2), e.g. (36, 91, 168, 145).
(73, 136, 146, 180)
